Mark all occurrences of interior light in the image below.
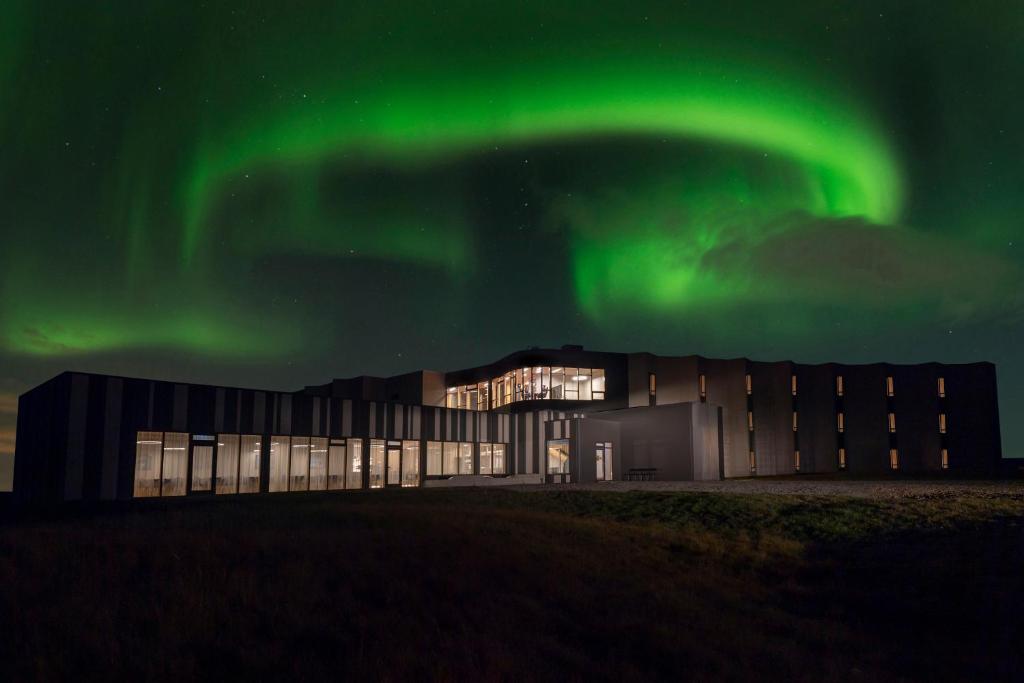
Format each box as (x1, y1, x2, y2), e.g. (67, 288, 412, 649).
(572, 375, 590, 381)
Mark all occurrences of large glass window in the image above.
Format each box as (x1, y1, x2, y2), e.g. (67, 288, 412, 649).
(459, 442, 473, 474)
(290, 437, 310, 491)
(564, 368, 579, 401)
(133, 431, 163, 498)
(551, 367, 565, 400)
(427, 441, 443, 476)
(592, 369, 605, 400)
(493, 444, 506, 474)
(215, 435, 240, 494)
(309, 437, 328, 491)
(239, 435, 261, 493)
(191, 445, 213, 492)
(269, 437, 290, 492)
(577, 368, 592, 401)
(402, 441, 420, 487)
(328, 440, 346, 490)
(347, 439, 363, 489)
(369, 439, 385, 488)
(547, 440, 569, 474)
(479, 443, 493, 475)
(443, 442, 458, 475)
(161, 432, 188, 496)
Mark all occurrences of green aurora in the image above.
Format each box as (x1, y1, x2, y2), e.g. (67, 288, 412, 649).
(1, 1, 1023, 472)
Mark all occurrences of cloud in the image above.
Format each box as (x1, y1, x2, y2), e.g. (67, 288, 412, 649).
(0, 391, 17, 415)
(0, 427, 13, 455)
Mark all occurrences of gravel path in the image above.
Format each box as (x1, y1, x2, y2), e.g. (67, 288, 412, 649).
(514, 479, 1024, 499)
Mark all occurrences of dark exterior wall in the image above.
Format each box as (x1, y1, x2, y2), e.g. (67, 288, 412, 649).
(842, 364, 890, 474)
(652, 355, 700, 406)
(945, 363, 1002, 475)
(794, 364, 839, 474)
(597, 403, 720, 481)
(703, 358, 748, 477)
(892, 364, 942, 473)
(574, 418, 621, 483)
(750, 361, 795, 476)
(627, 353, 654, 408)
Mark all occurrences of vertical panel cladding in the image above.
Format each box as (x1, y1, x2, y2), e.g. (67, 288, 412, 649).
(342, 399, 353, 436)
(172, 384, 188, 432)
(152, 382, 173, 430)
(185, 385, 215, 435)
(289, 394, 311, 436)
(214, 388, 226, 432)
(627, 353, 654, 407)
(80, 373, 108, 500)
(653, 355, 700, 405)
(64, 374, 90, 501)
(945, 363, 1002, 474)
(704, 358, 749, 478)
(280, 394, 293, 434)
(117, 379, 151, 500)
(251, 391, 264, 433)
(432, 408, 441, 441)
(100, 378, 123, 500)
(892, 364, 942, 473)
(794, 364, 839, 474)
(368, 401, 377, 437)
(391, 403, 402, 439)
(750, 361, 795, 476)
(311, 397, 321, 436)
(843, 364, 890, 474)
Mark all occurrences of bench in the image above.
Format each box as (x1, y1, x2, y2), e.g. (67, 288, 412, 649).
(625, 468, 657, 481)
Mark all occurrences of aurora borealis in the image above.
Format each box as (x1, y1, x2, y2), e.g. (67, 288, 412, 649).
(1, 1, 1023, 484)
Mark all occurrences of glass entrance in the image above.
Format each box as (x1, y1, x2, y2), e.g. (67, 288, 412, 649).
(191, 445, 213, 492)
(595, 442, 613, 481)
(387, 445, 401, 486)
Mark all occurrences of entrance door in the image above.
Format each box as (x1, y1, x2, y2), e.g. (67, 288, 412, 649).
(546, 439, 570, 484)
(595, 442, 613, 481)
(191, 445, 213, 492)
(386, 446, 401, 486)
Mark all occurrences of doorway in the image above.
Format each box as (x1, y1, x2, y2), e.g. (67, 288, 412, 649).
(386, 445, 401, 486)
(191, 444, 213, 493)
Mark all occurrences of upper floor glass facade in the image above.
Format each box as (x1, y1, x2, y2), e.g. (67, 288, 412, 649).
(447, 366, 606, 410)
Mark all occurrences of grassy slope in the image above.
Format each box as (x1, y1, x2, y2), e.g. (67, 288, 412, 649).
(1, 488, 1022, 681)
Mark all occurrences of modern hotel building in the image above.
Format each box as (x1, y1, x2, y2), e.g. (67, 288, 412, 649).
(12, 346, 1003, 502)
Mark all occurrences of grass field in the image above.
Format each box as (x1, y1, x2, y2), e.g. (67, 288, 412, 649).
(1, 486, 1022, 681)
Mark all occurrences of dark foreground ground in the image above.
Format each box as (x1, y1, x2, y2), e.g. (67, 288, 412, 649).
(1, 484, 1023, 681)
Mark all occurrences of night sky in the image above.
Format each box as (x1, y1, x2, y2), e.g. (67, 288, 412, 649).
(2, 1, 1023, 487)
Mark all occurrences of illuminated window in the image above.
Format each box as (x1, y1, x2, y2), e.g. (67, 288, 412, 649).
(886, 376, 895, 397)
(386, 442, 401, 486)
(493, 444, 506, 474)
(699, 374, 706, 399)
(289, 437, 310, 491)
(939, 413, 947, 434)
(426, 441, 443, 476)
(551, 367, 565, 400)
(401, 440, 419, 487)
(791, 375, 797, 396)
(346, 439, 363, 489)
(838, 447, 847, 469)
(941, 448, 949, 469)
(239, 435, 261, 493)
(837, 412, 845, 432)
(794, 450, 801, 471)
(479, 443, 493, 475)
(592, 369, 606, 400)
(215, 435, 239, 494)
(133, 431, 164, 498)
(191, 441, 213, 493)
(368, 439, 385, 488)
(269, 437, 290, 492)
(160, 432, 189, 497)
(938, 376, 946, 398)
(792, 412, 798, 431)
(309, 437, 328, 491)
(749, 449, 757, 472)
(459, 442, 473, 475)
(648, 373, 657, 396)
(889, 448, 899, 470)
(747, 411, 754, 431)
(888, 412, 896, 433)
(745, 374, 752, 395)
(443, 442, 458, 475)
(564, 368, 579, 401)
(547, 440, 570, 474)
(836, 375, 844, 396)
(328, 440, 347, 489)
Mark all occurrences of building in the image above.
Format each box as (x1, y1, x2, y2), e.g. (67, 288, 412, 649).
(12, 345, 1003, 502)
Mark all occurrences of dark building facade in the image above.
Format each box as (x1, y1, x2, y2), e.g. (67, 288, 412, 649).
(12, 346, 1003, 502)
